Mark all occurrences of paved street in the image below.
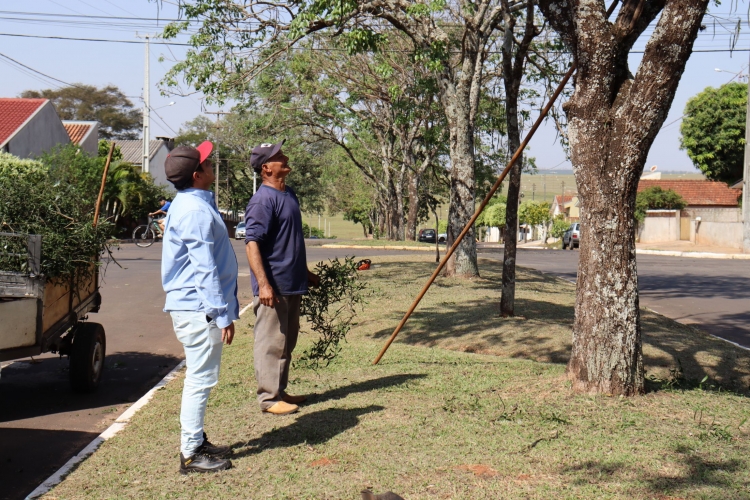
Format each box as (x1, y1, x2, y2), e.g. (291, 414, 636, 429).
(0, 240, 420, 500)
(1, 241, 747, 499)
(478, 245, 750, 348)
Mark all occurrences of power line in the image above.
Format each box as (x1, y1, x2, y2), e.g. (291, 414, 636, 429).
(0, 32, 192, 45)
(0, 51, 90, 90)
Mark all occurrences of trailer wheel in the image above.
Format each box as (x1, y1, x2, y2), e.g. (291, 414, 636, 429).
(69, 322, 106, 393)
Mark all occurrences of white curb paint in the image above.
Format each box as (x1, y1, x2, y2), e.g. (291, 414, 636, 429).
(28, 301, 254, 498)
(239, 302, 253, 317)
(637, 249, 750, 260)
(26, 359, 187, 499)
(320, 243, 434, 251)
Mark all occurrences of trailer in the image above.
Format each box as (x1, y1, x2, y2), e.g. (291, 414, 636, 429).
(0, 232, 106, 393)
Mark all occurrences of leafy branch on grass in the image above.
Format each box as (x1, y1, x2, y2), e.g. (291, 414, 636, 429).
(298, 256, 367, 368)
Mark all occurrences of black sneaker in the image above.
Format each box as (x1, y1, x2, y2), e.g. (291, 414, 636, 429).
(201, 432, 231, 458)
(180, 452, 232, 474)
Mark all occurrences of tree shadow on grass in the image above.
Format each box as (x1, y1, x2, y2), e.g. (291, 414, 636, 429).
(364, 260, 750, 394)
(309, 373, 428, 406)
(559, 445, 746, 495)
(230, 405, 384, 457)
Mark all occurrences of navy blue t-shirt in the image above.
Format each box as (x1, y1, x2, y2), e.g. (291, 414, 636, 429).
(244, 185, 308, 296)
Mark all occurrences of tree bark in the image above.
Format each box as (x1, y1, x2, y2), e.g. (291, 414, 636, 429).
(499, 1, 536, 316)
(406, 171, 419, 240)
(538, 0, 709, 395)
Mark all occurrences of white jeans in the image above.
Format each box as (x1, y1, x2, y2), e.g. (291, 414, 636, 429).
(170, 311, 223, 456)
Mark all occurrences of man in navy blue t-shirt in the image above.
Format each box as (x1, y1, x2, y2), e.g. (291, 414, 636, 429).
(244, 140, 319, 416)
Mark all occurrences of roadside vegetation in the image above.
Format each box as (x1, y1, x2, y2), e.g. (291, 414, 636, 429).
(45, 256, 750, 499)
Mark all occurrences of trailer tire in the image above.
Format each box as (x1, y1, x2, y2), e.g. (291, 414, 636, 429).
(69, 322, 106, 393)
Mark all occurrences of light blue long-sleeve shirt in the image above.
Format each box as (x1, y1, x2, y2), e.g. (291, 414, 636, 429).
(161, 188, 239, 329)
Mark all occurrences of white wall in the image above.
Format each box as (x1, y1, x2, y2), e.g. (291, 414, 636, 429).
(148, 144, 171, 188)
(693, 221, 743, 249)
(637, 210, 679, 243)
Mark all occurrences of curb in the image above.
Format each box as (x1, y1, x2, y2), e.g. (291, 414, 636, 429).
(26, 359, 187, 499)
(636, 249, 750, 260)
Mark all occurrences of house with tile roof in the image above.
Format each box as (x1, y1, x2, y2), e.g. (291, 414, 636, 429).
(550, 194, 579, 220)
(0, 98, 71, 158)
(116, 138, 174, 188)
(637, 179, 742, 248)
(62, 120, 99, 156)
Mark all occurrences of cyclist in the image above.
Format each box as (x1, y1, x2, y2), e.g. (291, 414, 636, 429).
(149, 197, 171, 234)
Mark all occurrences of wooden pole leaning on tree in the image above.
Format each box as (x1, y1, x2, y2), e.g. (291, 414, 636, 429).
(372, 64, 576, 365)
(93, 142, 116, 228)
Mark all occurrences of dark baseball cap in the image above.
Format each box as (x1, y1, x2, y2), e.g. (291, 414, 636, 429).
(165, 141, 213, 189)
(250, 139, 285, 172)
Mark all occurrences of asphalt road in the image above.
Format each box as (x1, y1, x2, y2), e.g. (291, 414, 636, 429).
(2, 242, 747, 499)
(478, 245, 750, 348)
(0, 240, 419, 500)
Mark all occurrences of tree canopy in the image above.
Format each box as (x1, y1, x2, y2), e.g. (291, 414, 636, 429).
(680, 82, 746, 184)
(21, 85, 141, 140)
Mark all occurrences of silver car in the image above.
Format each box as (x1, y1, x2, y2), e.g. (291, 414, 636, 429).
(562, 223, 581, 250)
(235, 221, 246, 240)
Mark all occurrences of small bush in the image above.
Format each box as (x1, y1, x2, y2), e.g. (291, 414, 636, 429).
(549, 214, 569, 239)
(298, 257, 366, 368)
(635, 187, 687, 222)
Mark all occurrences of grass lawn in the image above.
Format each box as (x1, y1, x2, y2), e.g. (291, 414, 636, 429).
(45, 256, 750, 499)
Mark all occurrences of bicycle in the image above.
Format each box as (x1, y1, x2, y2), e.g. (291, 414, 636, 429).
(132, 216, 164, 248)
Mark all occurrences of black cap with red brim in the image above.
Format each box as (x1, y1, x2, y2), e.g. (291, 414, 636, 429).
(165, 141, 213, 188)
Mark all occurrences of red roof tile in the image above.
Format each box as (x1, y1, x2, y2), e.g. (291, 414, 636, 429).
(638, 180, 741, 206)
(0, 98, 47, 146)
(63, 122, 93, 144)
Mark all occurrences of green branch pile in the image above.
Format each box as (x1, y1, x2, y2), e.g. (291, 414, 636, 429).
(0, 152, 114, 283)
(298, 257, 367, 368)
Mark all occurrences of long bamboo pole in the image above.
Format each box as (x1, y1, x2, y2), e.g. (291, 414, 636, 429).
(373, 64, 576, 365)
(93, 142, 116, 228)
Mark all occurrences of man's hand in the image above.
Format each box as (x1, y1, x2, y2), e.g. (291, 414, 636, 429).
(259, 283, 279, 307)
(221, 322, 235, 345)
(308, 271, 320, 288)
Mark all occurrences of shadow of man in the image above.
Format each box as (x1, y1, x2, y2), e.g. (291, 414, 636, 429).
(231, 405, 384, 458)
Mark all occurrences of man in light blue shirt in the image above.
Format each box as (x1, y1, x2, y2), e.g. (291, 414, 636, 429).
(161, 141, 238, 474)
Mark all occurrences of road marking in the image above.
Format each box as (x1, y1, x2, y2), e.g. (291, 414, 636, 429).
(26, 359, 187, 499)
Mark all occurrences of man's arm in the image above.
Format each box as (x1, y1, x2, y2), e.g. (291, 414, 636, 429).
(307, 269, 320, 287)
(245, 241, 278, 307)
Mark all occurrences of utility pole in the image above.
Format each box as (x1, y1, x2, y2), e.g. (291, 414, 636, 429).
(139, 34, 151, 174)
(532, 183, 536, 201)
(205, 111, 230, 208)
(743, 51, 750, 252)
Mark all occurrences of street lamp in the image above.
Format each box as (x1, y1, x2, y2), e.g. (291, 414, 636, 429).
(152, 101, 175, 111)
(714, 67, 748, 81)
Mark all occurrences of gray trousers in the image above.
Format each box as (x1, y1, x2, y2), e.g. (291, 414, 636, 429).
(253, 294, 301, 410)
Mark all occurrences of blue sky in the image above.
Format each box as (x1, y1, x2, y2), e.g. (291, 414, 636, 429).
(0, 1, 747, 172)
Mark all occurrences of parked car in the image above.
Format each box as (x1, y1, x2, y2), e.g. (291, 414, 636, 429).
(438, 233, 447, 243)
(418, 228, 437, 243)
(562, 223, 581, 249)
(235, 221, 246, 240)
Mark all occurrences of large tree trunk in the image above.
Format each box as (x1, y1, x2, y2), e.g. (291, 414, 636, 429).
(441, 81, 478, 277)
(500, 158, 522, 316)
(539, 0, 709, 395)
